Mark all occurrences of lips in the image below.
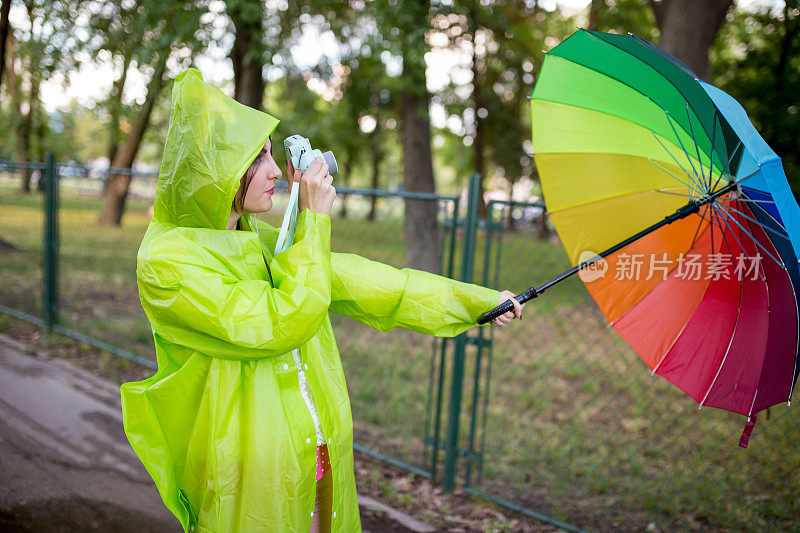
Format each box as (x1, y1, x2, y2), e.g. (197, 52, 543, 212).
(266, 188, 275, 196)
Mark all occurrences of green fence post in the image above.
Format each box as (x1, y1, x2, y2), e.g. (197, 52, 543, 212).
(442, 173, 481, 493)
(42, 153, 59, 332)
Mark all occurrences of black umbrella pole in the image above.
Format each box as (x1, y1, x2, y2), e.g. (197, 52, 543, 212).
(476, 181, 738, 325)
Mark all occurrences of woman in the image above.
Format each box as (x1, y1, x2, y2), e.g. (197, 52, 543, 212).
(121, 69, 523, 533)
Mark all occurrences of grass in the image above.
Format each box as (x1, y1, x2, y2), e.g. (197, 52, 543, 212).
(1, 178, 799, 531)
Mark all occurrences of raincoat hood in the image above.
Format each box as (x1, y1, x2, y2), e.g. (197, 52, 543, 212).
(153, 68, 280, 230)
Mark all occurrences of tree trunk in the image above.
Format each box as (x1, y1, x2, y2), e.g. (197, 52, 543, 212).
(228, 0, 265, 109)
(339, 147, 355, 219)
(35, 96, 47, 192)
(587, 0, 603, 31)
(401, 97, 440, 274)
(399, 0, 440, 273)
(97, 56, 167, 226)
(18, 68, 38, 193)
(401, 91, 440, 273)
(367, 128, 384, 222)
(0, 0, 11, 89)
(649, 0, 733, 81)
(5, 29, 29, 192)
(107, 50, 132, 167)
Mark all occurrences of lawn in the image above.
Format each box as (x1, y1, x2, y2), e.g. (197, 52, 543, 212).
(1, 177, 798, 532)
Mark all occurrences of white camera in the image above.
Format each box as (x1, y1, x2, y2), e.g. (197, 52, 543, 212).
(284, 135, 338, 175)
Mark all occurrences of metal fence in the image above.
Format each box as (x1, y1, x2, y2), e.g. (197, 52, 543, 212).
(1, 158, 798, 532)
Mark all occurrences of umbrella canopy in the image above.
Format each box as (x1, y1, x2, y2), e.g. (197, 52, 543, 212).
(531, 29, 800, 446)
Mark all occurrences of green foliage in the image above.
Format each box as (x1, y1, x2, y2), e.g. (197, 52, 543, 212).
(712, 1, 800, 193)
(0, 0, 83, 162)
(590, 0, 658, 41)
(434, 1, 577, 190)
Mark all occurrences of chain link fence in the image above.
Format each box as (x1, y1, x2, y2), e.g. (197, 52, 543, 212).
(1, 160, 798, 531)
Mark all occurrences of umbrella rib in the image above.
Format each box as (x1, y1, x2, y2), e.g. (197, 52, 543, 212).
(685, 102, 707, 186)
(651, 132, 704, 197)
(732, 167, 764, 188)
(688, 204, 709, 251)
(714, 202, 790, 242)
(646, 158, 699, 196)
(655, 188, 696, 197)
(710, 204, 767, 283)
(707, 109, 718, 193)
(717, 195, 775, 205)
(708, 141, 743, 193)
(708, 203, 736, 258)
(714, 203, 786, 269)
(663, 111, 703, 188)
(712, 202, 760, 265)
(710, 201, 716, 261)
(711, 203, 763, 265)
(545, 187, 687, 216)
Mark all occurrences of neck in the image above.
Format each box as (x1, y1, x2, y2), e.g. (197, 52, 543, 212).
(227, 208, 241, 230)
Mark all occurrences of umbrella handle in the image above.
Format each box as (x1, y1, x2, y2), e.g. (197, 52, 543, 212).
(477, 287, 538, 325)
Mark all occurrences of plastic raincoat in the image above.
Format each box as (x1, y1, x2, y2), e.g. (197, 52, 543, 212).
(121, 69, 500, 533)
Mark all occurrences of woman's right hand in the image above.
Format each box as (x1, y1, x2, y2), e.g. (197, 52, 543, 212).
(297, 156, 336, 215)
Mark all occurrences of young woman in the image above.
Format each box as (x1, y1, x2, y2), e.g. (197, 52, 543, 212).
(121, 69, 523, 533)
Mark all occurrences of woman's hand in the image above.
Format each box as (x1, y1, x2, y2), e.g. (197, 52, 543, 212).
(293, 156, 336, 215)
(492, 290, 524, 327)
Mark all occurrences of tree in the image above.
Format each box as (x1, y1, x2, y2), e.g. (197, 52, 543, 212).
(10, 0, 79, 192)
(227, 0, 266, 109)
(97, 54, 168, 224)
(435, 1, 575, 224)
(97, 0, 211, 225)
(0, 0, 11, 89)
(649, 0, 733, 80)
(396, 0, 440, 273)
(713, 1, 800, 192)
(589, 0, 658, 40)
(342, 53, 394, 220)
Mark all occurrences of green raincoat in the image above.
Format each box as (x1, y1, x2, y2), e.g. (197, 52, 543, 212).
(121, 69, 499, 533)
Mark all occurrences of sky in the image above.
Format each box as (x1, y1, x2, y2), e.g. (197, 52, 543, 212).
(23, 0, 785, 114)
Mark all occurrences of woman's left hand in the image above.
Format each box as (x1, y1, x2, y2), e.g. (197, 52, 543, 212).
(493, 290, 524, 326)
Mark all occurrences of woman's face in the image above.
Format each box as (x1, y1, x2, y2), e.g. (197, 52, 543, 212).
(242, 138, 282, 213)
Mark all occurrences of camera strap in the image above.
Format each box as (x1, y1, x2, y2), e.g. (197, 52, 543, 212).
(274, 180, 300, 255)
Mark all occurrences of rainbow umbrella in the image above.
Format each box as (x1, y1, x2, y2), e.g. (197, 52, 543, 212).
(478, 29, 800, 447)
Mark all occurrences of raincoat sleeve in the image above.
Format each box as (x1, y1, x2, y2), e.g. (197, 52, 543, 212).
(137, 211, 331, 359)
(329, 252, 500, 337)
